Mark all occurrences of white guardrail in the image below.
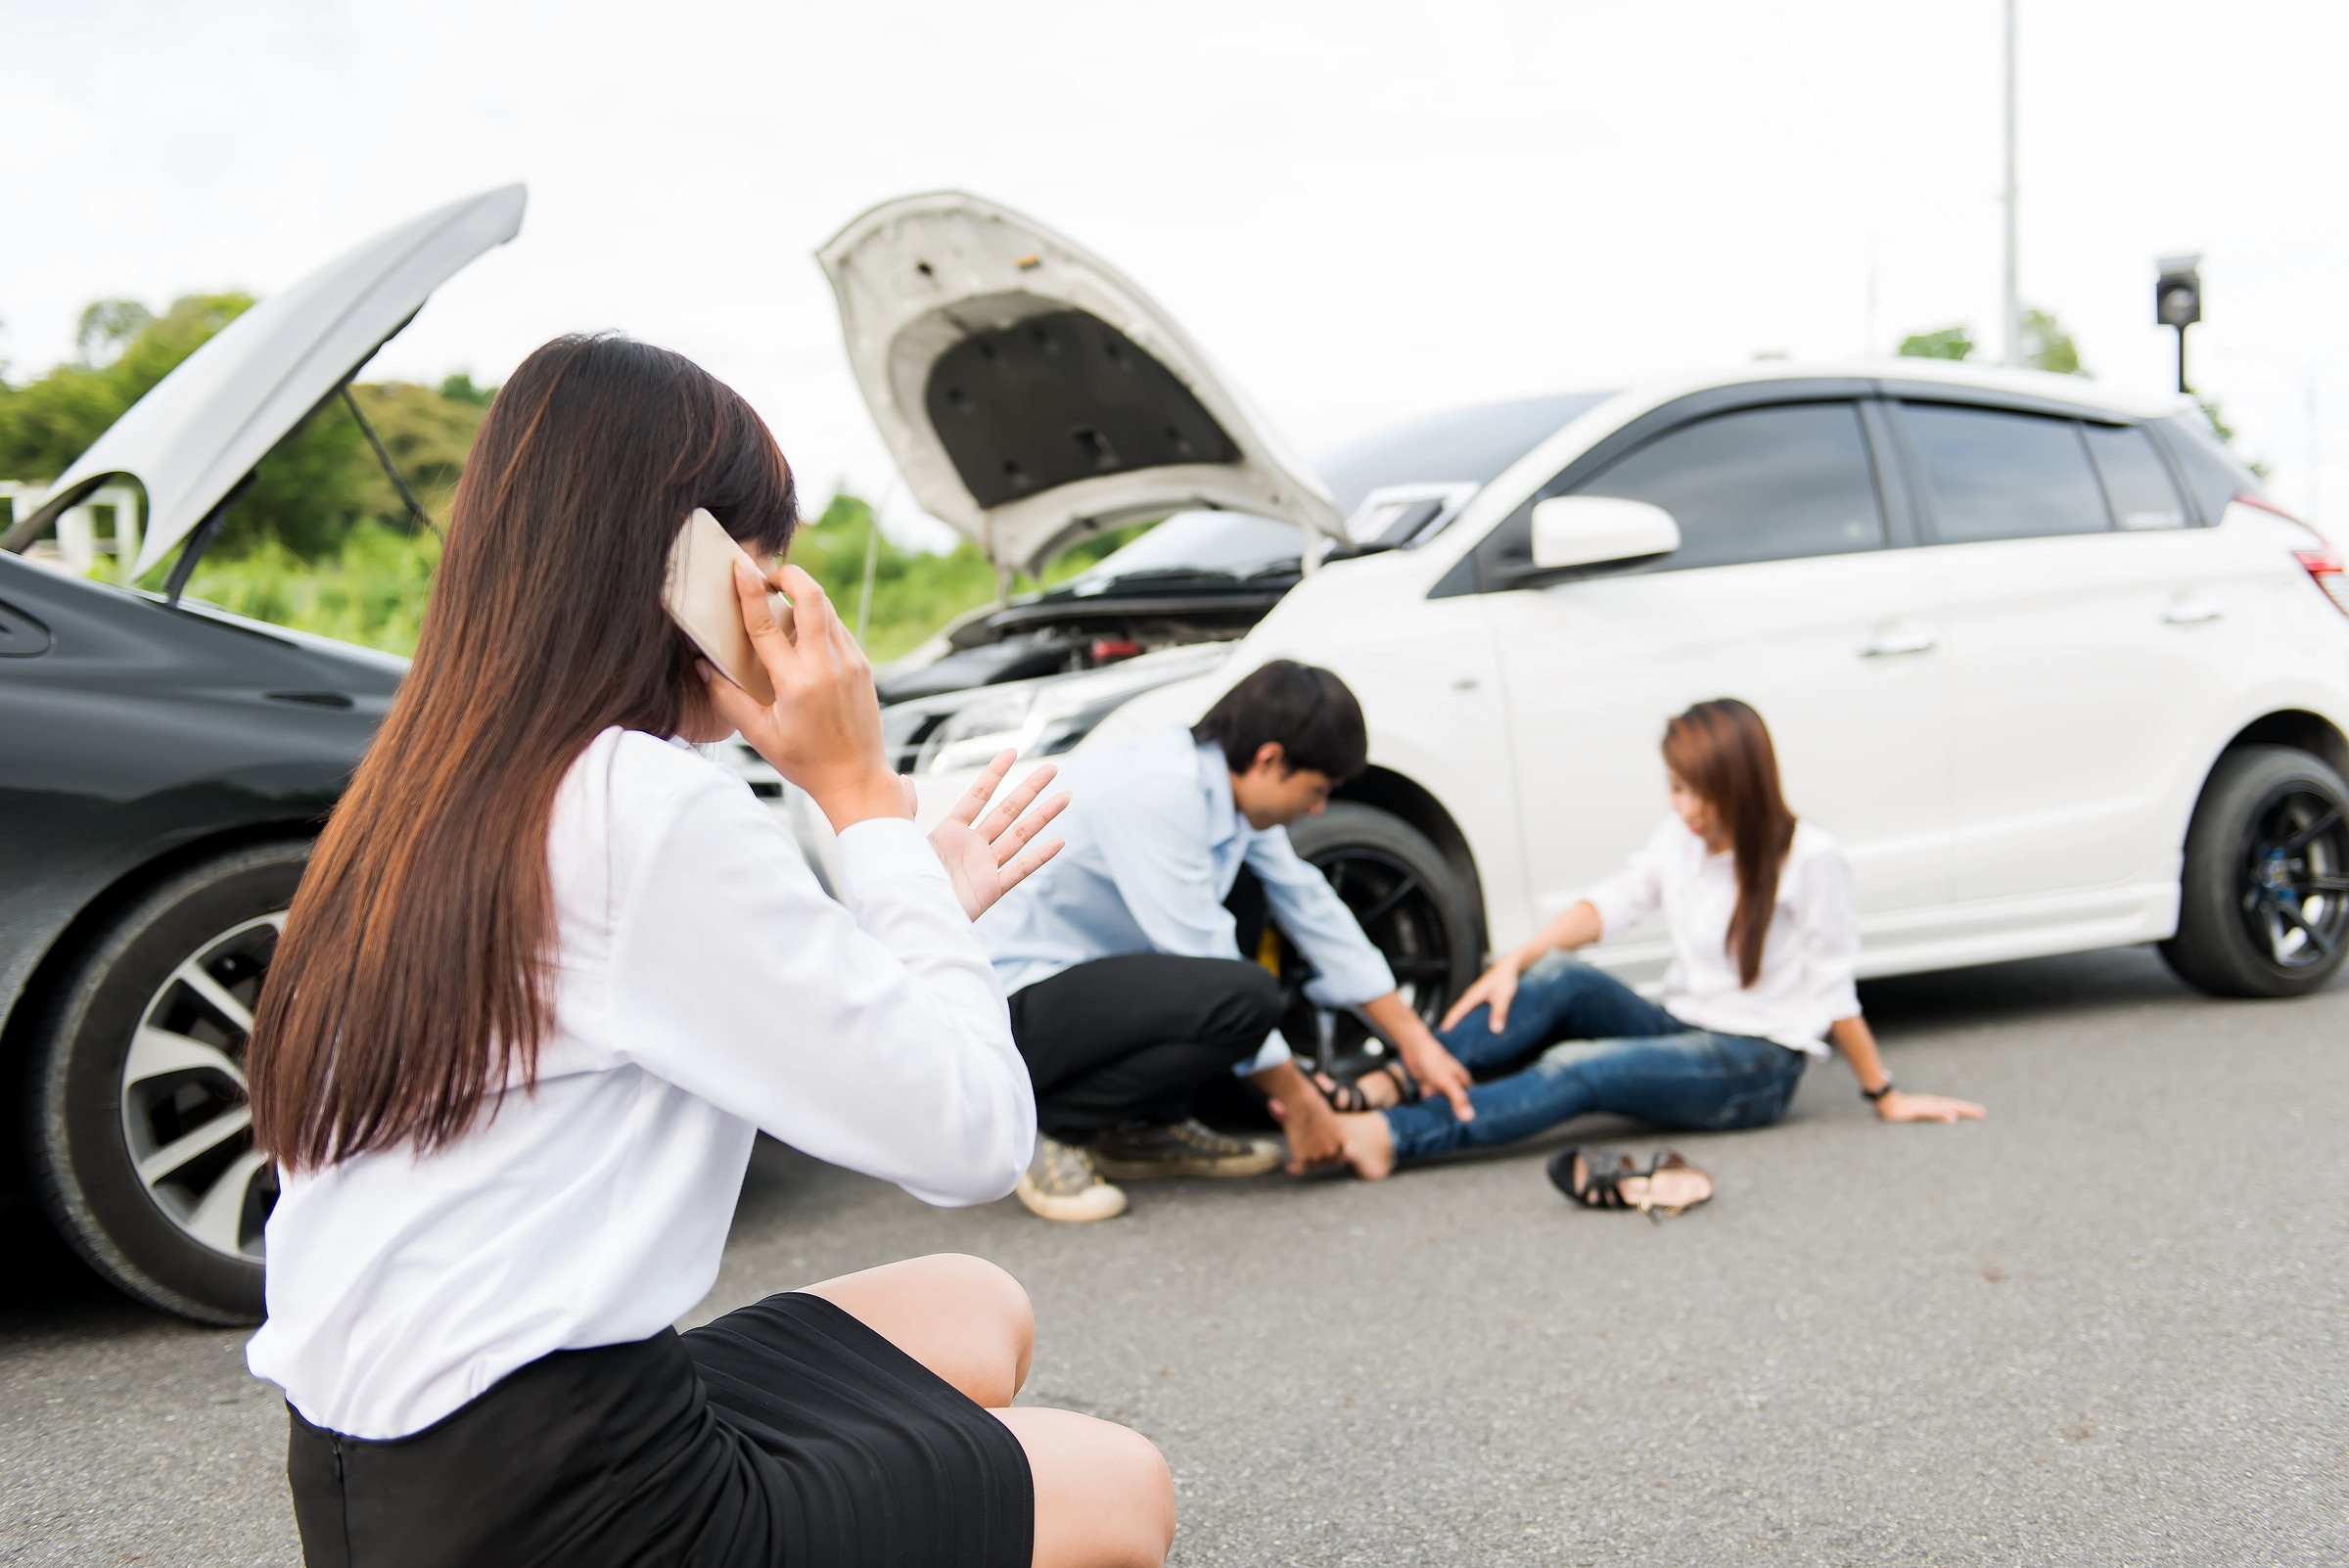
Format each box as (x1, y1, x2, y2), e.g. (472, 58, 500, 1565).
(1, 480, 145, 579)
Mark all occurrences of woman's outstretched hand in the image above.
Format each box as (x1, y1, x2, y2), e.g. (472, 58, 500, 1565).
(1876, 1090, 1987, 1124)
(703, 559, 906, 833)
(1440, 957, 1522, 1033)
(929, 749, 1070, 920)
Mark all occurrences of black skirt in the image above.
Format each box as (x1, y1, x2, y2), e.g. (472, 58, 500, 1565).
(285, 1292, 1034, 1568)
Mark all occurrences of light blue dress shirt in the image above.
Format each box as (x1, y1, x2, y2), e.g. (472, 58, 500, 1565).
(980, 725, 1397, 1073)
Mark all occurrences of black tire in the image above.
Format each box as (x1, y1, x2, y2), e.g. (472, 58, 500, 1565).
(24, 841, 308, 1323)
(1277, 804, 1482, 1077)
(2160, 746, 2349, 998)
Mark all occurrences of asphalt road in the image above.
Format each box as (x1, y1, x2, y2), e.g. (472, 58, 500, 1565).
(5, 944, 2344, 1566)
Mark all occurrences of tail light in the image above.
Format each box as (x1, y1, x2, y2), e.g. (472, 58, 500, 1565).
(2292, 549, 2349, 616)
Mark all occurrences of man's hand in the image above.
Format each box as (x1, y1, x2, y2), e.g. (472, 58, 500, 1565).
(1252, 1059, 1345, 1173)
(927, 750, 1070, 920)
(1362, 991, 1475, 1123)
(1876, 1089, 1986, 1124)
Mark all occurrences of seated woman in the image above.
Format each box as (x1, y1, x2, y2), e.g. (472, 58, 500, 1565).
(245, 335, 1174, 1568)
(1331, 698, 1983, 1206)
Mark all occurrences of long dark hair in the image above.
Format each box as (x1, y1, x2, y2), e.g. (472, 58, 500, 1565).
(1662, 698, 1796, 989)
(250, 335, 800, 1170)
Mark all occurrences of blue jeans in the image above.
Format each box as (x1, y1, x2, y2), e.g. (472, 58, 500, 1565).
(1382, 956, 1808, 1165)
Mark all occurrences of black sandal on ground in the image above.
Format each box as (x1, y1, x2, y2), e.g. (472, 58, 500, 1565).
(1312, 1063, 1414, 1113)
(1546, 1146, 1714, 1219)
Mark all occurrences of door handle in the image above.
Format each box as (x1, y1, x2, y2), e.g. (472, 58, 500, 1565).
(1859, 630, 1937, 657)
(2161, 601, 2225, 624)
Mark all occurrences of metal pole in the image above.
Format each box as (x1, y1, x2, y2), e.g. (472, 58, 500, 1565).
(2176, 324, 2189, 396)
(2001, 0, 2021, 367)
(854, 514, 880, 642)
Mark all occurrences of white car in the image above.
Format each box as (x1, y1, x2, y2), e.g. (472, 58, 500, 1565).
(821, 192, 2349, 1076)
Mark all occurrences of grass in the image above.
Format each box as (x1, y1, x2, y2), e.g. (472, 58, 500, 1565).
(178, 521, 441, 656)
(161, 499, 1147, 664)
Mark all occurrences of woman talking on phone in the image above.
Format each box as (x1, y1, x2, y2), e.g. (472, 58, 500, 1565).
(1330, 698, 1983, 1208)
(244, 336, 1174, 1568)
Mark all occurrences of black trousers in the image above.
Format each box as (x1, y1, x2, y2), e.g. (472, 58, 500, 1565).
(1006, 871, 1283, 1142)
(1007, 954, 1282, 1141)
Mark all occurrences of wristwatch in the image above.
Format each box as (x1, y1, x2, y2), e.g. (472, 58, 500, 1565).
(1862, 1079, 1896, 1102)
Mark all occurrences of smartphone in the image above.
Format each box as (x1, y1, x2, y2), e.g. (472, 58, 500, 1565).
(661, 508, 793, 706)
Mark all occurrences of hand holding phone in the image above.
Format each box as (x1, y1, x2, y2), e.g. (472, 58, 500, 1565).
(674, 512, 903, 831)
(662, 508, 795, 705)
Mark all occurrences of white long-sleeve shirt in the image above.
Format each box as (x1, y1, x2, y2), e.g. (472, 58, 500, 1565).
(247, 727, 1034, 1440)
(979, 726, 1396, 1072)
(1581, 816, 1861, 1054)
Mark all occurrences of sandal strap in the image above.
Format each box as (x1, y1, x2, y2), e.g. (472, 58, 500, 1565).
(1550, 1145, 1635, 1208)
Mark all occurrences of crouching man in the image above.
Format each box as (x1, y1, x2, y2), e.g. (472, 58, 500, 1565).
(979, 660, 1475, 1221)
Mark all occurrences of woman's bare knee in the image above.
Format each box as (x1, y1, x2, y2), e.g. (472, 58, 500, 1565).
(801, 1253, 1033, 1407)
(997, 1407, 1174, 1568)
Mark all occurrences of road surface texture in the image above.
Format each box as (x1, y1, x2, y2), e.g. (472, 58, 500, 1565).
(5, 945, 2344, 1566)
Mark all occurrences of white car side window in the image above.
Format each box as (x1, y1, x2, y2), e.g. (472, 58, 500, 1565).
(1568, 401, 1884, 572)
(1905, 403, 2109, 543)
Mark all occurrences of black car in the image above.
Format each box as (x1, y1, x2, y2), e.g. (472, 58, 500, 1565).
(0, 558, 399, 1319)
(1, 186, 526, 1320)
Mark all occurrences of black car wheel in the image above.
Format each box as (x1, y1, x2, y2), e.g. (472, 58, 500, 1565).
(1275, 804, 1481, 1079)
(25, 841, 307, 1323)
(2161, 746, 2349, 998)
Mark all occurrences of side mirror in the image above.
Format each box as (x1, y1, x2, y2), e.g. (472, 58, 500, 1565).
(1528, 496, 1681, 572)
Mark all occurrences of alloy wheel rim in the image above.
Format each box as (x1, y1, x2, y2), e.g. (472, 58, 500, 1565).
(2234, 786, 2349, 972)
(117, 911, 283, 1261)
(1279, 847, 1456, 1078)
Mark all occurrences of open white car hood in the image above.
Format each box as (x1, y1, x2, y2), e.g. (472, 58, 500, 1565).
(817, 192, 1341, 576)
(4, 185, 526, 577)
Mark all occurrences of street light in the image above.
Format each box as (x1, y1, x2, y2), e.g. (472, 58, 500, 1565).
(2156, 254, 2203, 395)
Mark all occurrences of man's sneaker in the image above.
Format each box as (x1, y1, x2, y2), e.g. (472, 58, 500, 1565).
(1090, 1119, 1283, 1179)
(1015, 1135, 1128, 1222)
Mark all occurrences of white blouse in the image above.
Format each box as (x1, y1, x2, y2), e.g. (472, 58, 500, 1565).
(246, 728, 1035, 1440)
(1581, 817, 1861, 1054)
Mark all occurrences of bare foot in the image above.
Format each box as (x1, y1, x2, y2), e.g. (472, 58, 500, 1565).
(1332, 1111, 1396, 1179)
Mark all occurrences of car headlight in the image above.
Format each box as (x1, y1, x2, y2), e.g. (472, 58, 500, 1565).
(926, 689, 1044, 774)
(910, 645, 1233, 775)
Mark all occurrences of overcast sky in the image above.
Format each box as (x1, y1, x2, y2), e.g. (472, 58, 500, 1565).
(6, 0, 2344, 545)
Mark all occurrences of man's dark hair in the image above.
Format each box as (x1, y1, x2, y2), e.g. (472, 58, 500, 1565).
(1192, 660, 1368, 782)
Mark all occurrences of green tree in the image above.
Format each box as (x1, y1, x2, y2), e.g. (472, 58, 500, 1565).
(1, 293, 495, 564)
(1898, 325, 1975, 361)
(438, 372, 495, 408)
(1897, 310, 2087, 376)
(2021, 307, 2086, 376)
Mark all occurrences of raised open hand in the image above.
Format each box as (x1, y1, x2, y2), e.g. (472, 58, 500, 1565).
(928, 749, 1070, 920)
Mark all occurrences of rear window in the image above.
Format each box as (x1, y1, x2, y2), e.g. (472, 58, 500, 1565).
(2084, 424, 2188, 531)
(1904, 403, 2109, 543)
(2153, 413, 2261, 526)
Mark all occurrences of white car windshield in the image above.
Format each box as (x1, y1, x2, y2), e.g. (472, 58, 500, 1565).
(1319, 391, 1617, 517)
(1064, 511, 1308, 585)
(1064, 391, 1621, 584)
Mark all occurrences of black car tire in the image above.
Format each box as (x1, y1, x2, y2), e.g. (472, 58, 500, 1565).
(1279, 804, 1482, 1076)
(2160, 745, 2349, 998)
(25, 840, 308, 1323)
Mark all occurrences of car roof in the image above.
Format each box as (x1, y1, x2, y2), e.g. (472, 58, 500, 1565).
(1602, 357, 2192, 422)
